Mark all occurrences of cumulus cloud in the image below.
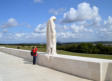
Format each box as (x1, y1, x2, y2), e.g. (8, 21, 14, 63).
(71, 24, 93, 33)
(3, 23, 46, 43)
(15, 33, 25, 38)
(57, 15, 112, 42)
(34, 0, 42, 3)
(0, 18, 18, 28)
(71, 24, 84, 33)
(57, 32, 80, 39)
(0, 32, 46, 43)
(62, 2, 101, 23)
(100, 28, 107, 32)
(34, 23, 46, 33)
(63, 25, 69, 30)
(100, 16, 112, 33)
(0, 18, 32, 33)
(104, 16, 112, 25)
(0, 2, 112, 43)
(49, 8, 66, 15)
(99, 16, 112, 37)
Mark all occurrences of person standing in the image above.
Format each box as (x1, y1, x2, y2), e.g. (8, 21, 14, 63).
(31, 47, 38, 65)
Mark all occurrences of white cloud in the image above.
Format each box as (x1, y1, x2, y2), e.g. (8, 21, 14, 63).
(15, 33, 25, 38)
(0, 18, 33, 30)
(104, 16, 112, 25)
(49, 8, 66, 15)
(0, 15, 112, 43)
(57, 32, 80, 39)
(71, 24, 84, 33)
(0, 32, 46, 43)
(34, 0, 42, 3)
(29, 32, 45, 38)
(57, 16, 112, 42)
(97, 16, 112, 40)
(100, 28, 107, 32)
(84, 28, 93, 32)
(101, 16, 112, 33)
(62, 2, 101, 23)
(63, 25, 68, 30)
(0, 18, 18, 28)
(34, 23, 46, 33)
(71, 24, 93, 33)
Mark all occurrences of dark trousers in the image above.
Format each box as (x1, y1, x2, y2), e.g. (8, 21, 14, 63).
(33, 56, 37, 64)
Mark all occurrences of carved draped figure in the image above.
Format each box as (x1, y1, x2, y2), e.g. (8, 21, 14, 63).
(46, 16, 57, 55)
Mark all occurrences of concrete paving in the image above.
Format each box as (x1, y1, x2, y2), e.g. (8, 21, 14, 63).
(0, 52, 92, 81)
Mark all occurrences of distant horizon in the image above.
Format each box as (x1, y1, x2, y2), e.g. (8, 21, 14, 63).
(1, 40, 112, 44)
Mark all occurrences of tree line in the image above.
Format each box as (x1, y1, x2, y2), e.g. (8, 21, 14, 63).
(57, 43, 112, 55)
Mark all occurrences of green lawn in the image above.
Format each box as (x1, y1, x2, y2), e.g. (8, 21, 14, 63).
(1, 45, 112, 60)
(57, 50, 112, 60)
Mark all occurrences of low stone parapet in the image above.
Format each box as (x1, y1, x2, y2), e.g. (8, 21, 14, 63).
(0, 47, 32, 60)
(0, 47, 112, 81)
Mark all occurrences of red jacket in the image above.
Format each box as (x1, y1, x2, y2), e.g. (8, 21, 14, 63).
(32, 48, 38, 56)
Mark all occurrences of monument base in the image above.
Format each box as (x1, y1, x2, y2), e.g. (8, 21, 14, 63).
(37, 54, 112, 81)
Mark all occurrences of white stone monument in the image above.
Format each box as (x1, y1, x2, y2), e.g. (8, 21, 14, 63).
(46, 16, 57, 55)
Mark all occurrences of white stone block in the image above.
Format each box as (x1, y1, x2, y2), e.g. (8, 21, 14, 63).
(0, 47, 112, 81)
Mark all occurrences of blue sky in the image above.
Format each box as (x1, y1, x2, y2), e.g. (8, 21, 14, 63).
(0, 0, 112, 43)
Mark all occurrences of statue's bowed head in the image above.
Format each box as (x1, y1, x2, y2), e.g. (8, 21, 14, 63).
(50, 16, 56, 21)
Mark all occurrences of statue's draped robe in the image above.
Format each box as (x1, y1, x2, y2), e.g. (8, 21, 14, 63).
(46, 17, 56, 55)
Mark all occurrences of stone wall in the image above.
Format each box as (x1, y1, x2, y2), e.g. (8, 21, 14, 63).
(0, 47, 112, 81)
(0, 47, 32, 60)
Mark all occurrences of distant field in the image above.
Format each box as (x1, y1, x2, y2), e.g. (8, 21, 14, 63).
(0, 45, 112, 60)
(58, 50, 112, 60)
(0, 45, 46, 52)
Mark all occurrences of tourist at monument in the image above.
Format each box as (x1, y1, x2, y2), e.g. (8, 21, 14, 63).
(31, 47, 38, 65)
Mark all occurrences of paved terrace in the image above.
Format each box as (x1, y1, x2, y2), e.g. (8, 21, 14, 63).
(0, 51, 92, 81)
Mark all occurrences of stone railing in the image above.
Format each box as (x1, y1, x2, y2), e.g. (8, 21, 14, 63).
(0, 47, 112, 81)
